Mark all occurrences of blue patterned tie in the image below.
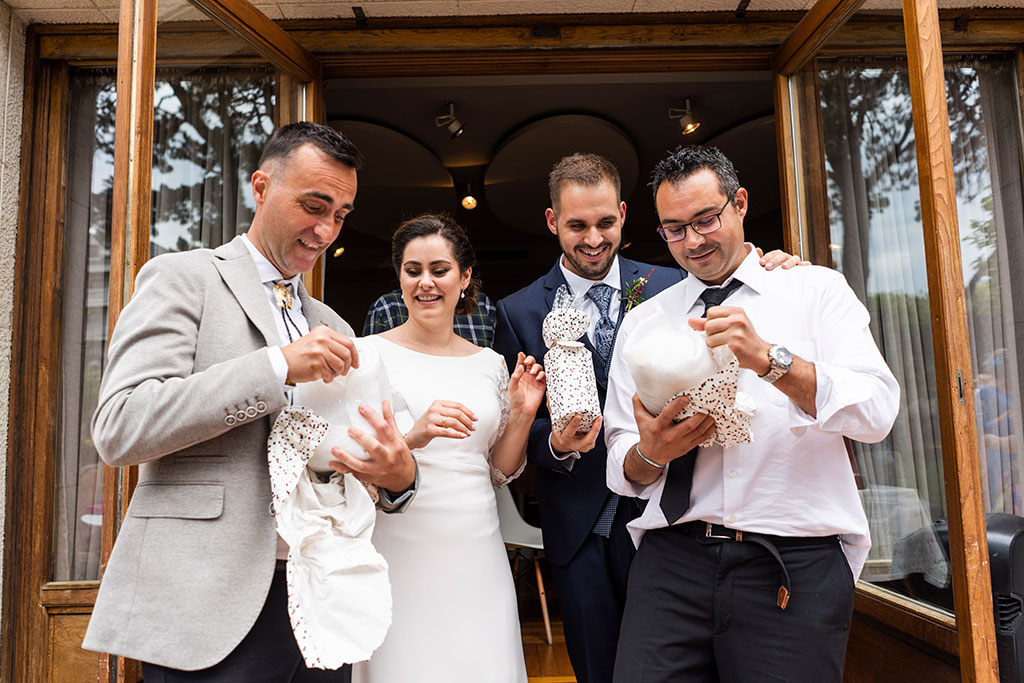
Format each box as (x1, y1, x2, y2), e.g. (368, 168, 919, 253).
(659, 278, 744, 525)
(586, 283, 619, 537)
(586, 283, 616, 373)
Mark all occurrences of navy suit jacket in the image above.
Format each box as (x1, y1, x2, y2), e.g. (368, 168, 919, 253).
(494, 256, 685, 566)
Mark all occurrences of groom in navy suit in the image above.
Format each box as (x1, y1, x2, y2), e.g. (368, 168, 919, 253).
(494, 154, 684, 683)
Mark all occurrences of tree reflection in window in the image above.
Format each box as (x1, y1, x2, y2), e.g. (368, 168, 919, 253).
(55, 66, 275, 582)
(819, 55, 1024, 611)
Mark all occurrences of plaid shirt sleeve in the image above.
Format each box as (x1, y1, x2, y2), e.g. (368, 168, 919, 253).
(363, 290, 408, 335)
(453, 291, 497, 348)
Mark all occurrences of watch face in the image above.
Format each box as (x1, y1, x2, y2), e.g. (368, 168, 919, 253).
(772, 345, 793, 367)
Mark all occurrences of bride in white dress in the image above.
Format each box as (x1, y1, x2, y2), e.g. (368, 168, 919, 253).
(351, 213, 545, 683)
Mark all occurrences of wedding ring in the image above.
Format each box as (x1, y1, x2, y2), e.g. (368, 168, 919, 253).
(441, 416, 448, 428)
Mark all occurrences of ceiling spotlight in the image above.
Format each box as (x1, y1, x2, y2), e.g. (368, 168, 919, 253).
(461, 184, 478, 210)
(435, 102, 464, 139)
(668, 97, 702, 136)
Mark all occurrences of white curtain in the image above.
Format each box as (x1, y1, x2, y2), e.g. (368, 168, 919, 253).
(819, 55, 1024, 604)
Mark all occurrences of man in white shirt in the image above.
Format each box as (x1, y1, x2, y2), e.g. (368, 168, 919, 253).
(84, 123, 417, 682)
(604, 145, 899, 682)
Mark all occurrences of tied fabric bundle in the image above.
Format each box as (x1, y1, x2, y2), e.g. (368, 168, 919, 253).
(542, 286, 601, 433)
(267, 338, 398, 669)
(623, 315, 757, 448)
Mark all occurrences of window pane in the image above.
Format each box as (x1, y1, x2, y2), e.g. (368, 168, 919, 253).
(818, 54, 1024, 613)
(55, 65, 275, 582)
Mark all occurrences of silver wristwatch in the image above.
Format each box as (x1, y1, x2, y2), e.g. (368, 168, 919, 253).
(760, 344, 793, 383)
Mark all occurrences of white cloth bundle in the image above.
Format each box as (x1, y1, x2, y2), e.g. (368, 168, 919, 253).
(622, 315, 757, 448)
(268, 407, 392, 670)
(542, 286, 601, 433)
(293, 339, 398, 473)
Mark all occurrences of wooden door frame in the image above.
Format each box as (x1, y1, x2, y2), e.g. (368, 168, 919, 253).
(6, 6, 1024, 682)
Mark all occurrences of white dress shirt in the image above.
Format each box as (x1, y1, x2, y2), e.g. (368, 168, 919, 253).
(241, 233, 310, 386)
(604, 247, 900, 577)
(558, 255, 622, 346)
(241, 234, 312, 560)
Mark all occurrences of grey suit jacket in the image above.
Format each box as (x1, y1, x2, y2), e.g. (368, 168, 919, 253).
(82, 236, 354, 670)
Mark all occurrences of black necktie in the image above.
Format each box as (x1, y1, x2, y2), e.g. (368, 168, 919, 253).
(659, 278, 744, 525)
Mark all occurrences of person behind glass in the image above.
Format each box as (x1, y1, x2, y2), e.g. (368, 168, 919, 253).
(362, 287, 497, 347)
(604, 145, 900, 683)
(492, 153, 804, 683)
(82, 122, 418, 683)
(352, 213, 545, 683)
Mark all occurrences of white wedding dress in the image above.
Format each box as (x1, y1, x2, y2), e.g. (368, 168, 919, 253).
(351, 336, 528, 683)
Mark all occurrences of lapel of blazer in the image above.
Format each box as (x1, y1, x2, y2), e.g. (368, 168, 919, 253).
(296, 281, 327, 330)
(213, 236, 281, 347)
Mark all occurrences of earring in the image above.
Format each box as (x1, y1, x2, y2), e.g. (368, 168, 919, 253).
(460, 290, 466, 299)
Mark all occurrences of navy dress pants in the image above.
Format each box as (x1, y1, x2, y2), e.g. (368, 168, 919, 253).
(550, 498, 638, 683)
(141, 567, 350, 683)
(613, 524, 855, 683)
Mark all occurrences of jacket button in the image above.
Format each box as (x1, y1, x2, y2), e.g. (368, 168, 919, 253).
(235, 410, 247, 421)
(245, 406, 258, 418)
(269, 501, 276, 516)
(255, 401, 267, 413)
(224, 415, 236, 426)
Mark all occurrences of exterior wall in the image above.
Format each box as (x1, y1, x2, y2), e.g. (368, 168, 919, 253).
(0, 0, 25, 649)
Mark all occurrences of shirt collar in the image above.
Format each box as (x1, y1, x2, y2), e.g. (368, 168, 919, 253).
(558, 254, 622, 296)
(241, 233, 300, 287)
(680, 244, 763, 311)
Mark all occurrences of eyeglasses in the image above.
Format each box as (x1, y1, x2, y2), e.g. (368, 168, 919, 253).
(656, 197, 733, 243)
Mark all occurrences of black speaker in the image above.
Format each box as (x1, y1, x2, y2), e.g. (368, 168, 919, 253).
(988, 513, 1024, 683)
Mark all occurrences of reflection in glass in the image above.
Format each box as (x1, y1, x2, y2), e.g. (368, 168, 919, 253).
(54, 66, 275, 581)
(819, 55, 1024, 612)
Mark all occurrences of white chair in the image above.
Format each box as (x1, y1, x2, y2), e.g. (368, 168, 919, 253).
(495, 485, 553, 645)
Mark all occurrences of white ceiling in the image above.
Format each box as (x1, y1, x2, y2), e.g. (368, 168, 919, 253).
(9, 0, 1024, 24)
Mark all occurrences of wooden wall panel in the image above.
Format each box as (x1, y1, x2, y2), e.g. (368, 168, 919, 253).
(48, 613, 102, 683)
(845, 617, 961, 683)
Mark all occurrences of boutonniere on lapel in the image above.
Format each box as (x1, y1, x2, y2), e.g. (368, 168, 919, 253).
(621, 267, 656, 314)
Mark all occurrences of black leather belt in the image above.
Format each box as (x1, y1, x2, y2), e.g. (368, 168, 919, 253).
(673, 521, 841, 610)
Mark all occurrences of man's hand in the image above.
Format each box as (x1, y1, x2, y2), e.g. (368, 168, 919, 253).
(690, 306, 771, 375)
(625, 394, 716, 485)
(329, 400, 417, 492)
(405, 399, 477, 450)
(550, 414, 603, 455)
(281, 325, 359, 384)
(692, 307, 819, 417)
(755, 247, 810, 270)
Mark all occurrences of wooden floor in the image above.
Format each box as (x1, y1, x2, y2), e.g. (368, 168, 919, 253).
(522, 618, 576, 682)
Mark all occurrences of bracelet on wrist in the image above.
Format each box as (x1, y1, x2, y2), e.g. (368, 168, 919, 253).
(634, 444, 666, 469)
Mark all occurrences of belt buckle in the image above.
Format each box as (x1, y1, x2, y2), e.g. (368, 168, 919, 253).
(705, 522, 742, 541)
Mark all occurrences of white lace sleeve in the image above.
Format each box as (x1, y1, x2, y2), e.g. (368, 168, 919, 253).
(489, 354, 525, 488)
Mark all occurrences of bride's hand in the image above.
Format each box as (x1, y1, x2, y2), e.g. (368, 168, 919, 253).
(509, 352, 546, 419)
(404, 399, 477, 450)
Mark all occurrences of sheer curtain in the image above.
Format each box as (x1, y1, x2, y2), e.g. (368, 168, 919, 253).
(819, 55, 1024, 609)
(55, 66, 274, 581)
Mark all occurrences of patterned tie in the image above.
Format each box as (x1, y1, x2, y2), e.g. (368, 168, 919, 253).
(586, 283, 617, 373)
(659, 278, 744, 525)
(585, 283, 620, 537)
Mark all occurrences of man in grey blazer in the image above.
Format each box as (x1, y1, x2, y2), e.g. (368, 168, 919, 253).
(82, 123, 417, 682)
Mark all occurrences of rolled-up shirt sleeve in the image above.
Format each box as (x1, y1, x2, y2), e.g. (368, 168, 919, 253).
(784, 272, 900, 442)
(604, 304, 665, 500)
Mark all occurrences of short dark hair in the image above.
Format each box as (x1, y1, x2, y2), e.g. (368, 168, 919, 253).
(548, 153, 621, 211)
(258, 122, 364, 170)
(391, 213, 481, 316)
(649, 145, 740, 204)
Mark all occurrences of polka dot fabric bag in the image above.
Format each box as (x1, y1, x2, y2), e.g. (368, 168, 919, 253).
(542, 286, 602, 434)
